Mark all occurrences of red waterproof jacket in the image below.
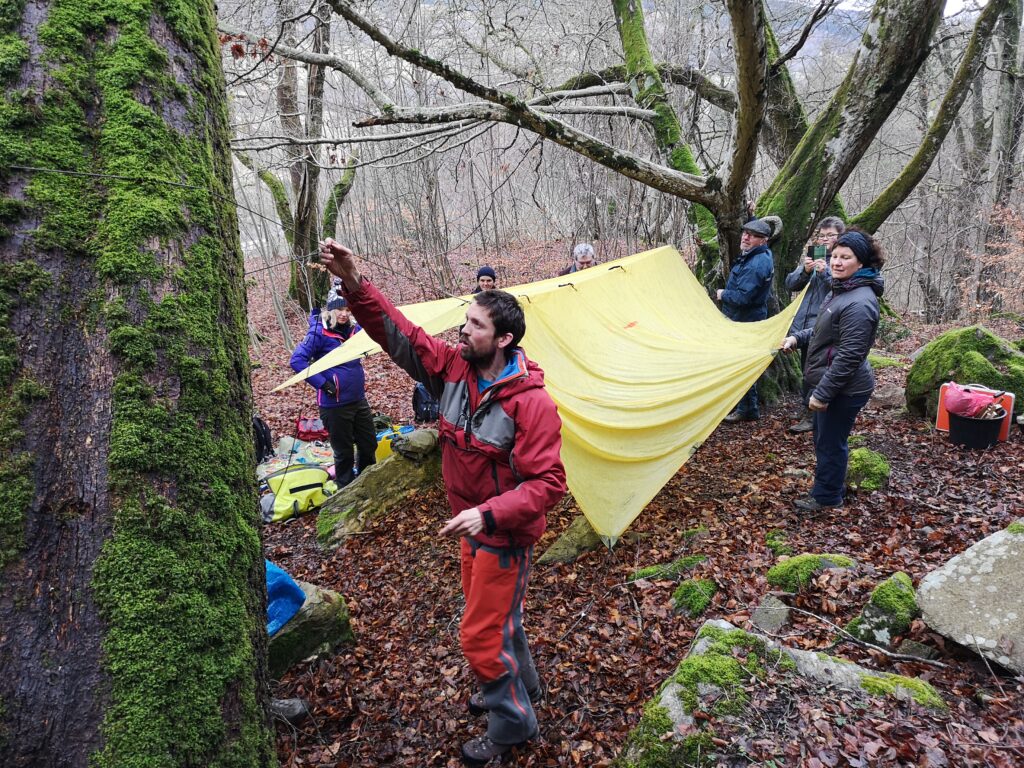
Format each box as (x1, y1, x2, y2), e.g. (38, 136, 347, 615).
(342, 279, 566, 547)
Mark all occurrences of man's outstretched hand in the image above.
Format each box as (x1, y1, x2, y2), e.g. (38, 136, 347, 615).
(319, 238, 361, 287)
(439, 507, 484, 538)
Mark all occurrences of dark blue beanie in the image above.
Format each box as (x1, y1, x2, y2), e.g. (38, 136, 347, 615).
(476, 266, 496, 280)
(836, 231, 872, 266)
(327, 297, 348, 310)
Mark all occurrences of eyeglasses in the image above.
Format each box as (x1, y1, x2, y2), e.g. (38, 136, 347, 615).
(815, 232, 839, 241)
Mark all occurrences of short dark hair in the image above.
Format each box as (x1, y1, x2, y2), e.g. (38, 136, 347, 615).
(817, 216, 846, 234)
(838, 226, 886, 269)
(473, 290, 526, 356)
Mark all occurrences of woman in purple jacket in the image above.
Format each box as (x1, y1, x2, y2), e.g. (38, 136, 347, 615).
(290, 297, 377, 487)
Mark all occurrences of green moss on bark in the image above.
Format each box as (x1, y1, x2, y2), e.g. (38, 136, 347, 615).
(5, 0, 274, 764)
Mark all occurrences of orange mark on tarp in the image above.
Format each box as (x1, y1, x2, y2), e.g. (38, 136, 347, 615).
(624, 321, 638, 329)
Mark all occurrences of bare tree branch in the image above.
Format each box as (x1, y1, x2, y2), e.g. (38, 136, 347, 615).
(218, 21, 391, 110)
(552, 65, 738, 114)
(772, 0, 840, 72)
(852, 0, 1009, 232)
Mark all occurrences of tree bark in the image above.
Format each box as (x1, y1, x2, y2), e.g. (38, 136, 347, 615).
(0, 1, 273, 766)
(760, 0, 945, 291)
(852, 0, 1008, 233)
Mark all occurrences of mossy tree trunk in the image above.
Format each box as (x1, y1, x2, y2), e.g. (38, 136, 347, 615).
(0, 0, 274, 766)
(611, 0, 720, 277)
(759, 0, 945, 295)
(850, 0, 1007, 234)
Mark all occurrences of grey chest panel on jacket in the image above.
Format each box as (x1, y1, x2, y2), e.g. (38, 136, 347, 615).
(439, 380, 516, 451)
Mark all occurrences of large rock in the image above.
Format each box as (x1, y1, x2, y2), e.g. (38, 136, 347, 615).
(615, 620, 945, 766)
(316, 429, 442, 547)
(918, 521, 1024, 674)
(268, 581, 355, 678)
(905, 326, 1024, 419)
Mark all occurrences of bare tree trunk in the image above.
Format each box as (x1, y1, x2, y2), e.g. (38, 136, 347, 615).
(0, 1, 273, 766)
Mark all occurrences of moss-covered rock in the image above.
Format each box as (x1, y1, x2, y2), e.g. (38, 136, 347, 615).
(905, 326, 1024, 418)
(1007, 521, 1024, 535)
(672, 579, 718, 617)
(860, 673, 946, 711)
(268, 581, 354, 678)
(614, 622, 794, 767)
(316, 430, 442, 547)
(846, 448, 890, 491)
(846, 572, 919, 647)
(765, 530, 792, 556)
(767, 554, 854, 592)
(629, 554, 706, 582)
(868, 352, 904, 369)
(537, 514, 603, 565)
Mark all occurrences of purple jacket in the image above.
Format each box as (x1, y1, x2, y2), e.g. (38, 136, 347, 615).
(289, 311, 367, 408)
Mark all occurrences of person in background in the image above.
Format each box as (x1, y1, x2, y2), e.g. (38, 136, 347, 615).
(785, 216, 845, 433)
(289, 296, 377, 488)
(559, 243, 597, 275)
(782, 228, 885, 512)
(319, 238, 566, 765)
(473, 265, 496, 293)
(717, 218, 775, 423)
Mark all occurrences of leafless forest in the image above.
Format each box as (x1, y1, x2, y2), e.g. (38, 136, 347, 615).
(220, 0, 1024, 324)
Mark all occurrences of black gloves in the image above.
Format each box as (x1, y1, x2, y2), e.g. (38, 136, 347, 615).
(321, 380, 337, 398)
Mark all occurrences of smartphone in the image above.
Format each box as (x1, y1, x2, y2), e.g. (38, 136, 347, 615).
(806, 245, 827, 259)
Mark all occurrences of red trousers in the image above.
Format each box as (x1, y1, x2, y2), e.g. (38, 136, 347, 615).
(459, 538, 538, 744)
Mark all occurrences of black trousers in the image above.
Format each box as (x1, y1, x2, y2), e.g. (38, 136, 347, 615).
(320, 399, 377, 487)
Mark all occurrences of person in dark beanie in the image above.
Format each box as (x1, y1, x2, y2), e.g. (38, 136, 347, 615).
(290, 296, 377, 487)
(718, 218, 775, 422)
(782, 227, 885, 512)
(473, 265, 497, 293)
(319, 238, 565, 765)
(785, 216, 845, 433)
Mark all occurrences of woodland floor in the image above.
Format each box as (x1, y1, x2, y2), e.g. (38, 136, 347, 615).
(249, 244, 1024, 767)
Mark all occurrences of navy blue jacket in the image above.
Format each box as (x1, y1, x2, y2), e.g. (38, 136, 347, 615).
(290, 311, 367, 408)
(720, 244, 774, 322)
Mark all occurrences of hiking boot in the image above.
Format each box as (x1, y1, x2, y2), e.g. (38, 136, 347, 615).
(724, 410, 758, 423)
(788, 415, 814, 433)
(793, 496, 841, 512)
(461, 730, 538, 766)
(468, 686, 543, 716)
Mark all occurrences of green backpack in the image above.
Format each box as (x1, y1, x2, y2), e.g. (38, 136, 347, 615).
(263, 464, 333, 522)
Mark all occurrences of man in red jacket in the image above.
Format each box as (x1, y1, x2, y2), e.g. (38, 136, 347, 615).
(319, 239, 566, 764)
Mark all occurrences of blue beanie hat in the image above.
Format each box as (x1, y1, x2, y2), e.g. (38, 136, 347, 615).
(835, 231, 872, 266)
(327, 297, 348, 311)
(476, 265, 496, 280)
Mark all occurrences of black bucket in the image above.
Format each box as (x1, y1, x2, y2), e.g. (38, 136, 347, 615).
(948, 408, 1004, 449)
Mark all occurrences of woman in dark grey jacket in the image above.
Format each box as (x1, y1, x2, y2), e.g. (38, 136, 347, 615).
(782, 229, 885, 512)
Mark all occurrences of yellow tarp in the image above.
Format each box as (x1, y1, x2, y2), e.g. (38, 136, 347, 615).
(275, 246, 803, 541)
